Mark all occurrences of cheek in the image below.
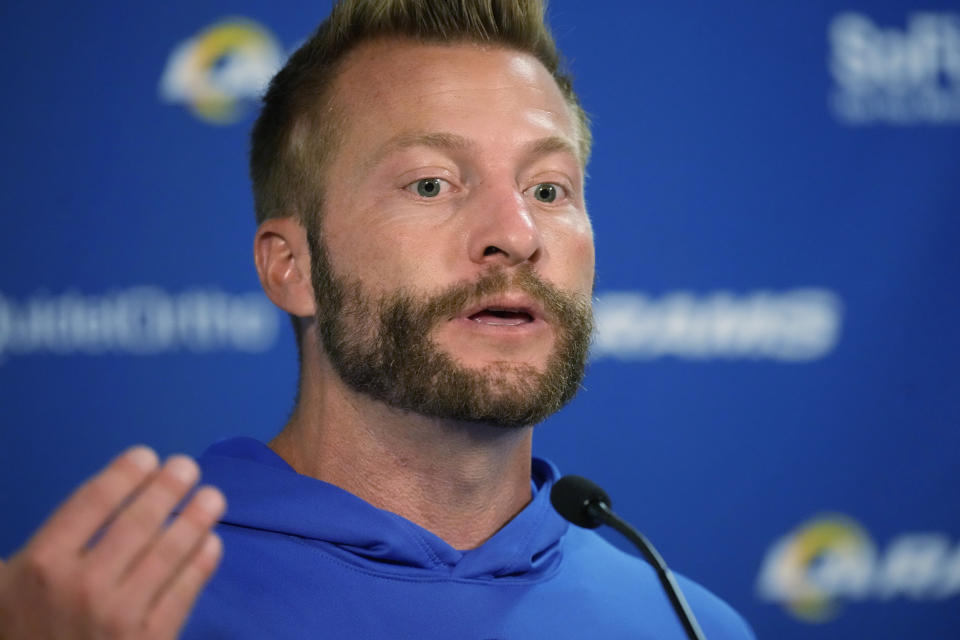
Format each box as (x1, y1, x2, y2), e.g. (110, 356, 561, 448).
(572, 241, 597, 294)
(323, 222, 443, 295)
(549, 217, 595, 292)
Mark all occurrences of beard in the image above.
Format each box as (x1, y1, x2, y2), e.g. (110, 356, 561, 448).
(307, 227, 594, 428)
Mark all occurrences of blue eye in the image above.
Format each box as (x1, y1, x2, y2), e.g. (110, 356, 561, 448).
(531, 183, 561, 203)
(415, 178, 442, 198)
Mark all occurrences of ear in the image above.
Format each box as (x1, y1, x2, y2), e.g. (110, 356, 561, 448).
(254, 217, 316, 318)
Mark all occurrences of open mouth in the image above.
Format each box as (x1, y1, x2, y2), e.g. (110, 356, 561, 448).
(467, 307, 536, 326)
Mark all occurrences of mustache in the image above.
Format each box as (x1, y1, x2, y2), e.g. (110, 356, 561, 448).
(390, 265, 593, 328)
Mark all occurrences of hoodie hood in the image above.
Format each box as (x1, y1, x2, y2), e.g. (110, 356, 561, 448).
(198, 437, 570, 581)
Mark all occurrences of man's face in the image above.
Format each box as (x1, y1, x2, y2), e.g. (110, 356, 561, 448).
(309, 39, 596, 427)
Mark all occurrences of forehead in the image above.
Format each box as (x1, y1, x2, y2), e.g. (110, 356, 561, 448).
(324, 38, 579, 159)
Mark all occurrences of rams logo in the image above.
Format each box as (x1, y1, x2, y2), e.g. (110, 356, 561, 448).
(159, 18, 283, 124)
(757, 514, 960, 622)
(756, 515, 876, 622)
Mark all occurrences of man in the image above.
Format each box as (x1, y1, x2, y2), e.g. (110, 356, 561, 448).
(0, 1, 755, 638)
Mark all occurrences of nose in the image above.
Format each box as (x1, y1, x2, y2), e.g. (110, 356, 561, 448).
(466, 186, 543, 267)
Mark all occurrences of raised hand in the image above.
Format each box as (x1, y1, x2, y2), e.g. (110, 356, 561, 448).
(0, 447, 226, 639)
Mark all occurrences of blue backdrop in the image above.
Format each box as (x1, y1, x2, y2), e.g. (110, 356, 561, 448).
(2, 1, 958, 638)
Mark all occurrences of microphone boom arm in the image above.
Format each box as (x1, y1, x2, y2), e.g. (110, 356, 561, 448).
(588, 501, 707, 640)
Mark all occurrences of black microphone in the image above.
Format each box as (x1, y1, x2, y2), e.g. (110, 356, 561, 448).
(550, 475, 707, 640)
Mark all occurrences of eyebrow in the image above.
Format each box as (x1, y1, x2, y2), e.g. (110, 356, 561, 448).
(367, 130, 580, 168)
(365, 131, 474, 170)
(392, 131, 475, 152)
(522, 135, 579, 162)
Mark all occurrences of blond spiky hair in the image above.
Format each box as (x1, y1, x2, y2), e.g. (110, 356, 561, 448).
(249, 0, 591, 227)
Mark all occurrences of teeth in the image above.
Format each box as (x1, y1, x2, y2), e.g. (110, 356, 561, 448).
(474, 317, 524, 326)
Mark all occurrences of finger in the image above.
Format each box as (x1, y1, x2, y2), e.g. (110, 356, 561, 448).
(27, 446, 159, 558)
(83, 455, 200, 580)
(119, 486, 225, 618)
(143, 532, 223, 639)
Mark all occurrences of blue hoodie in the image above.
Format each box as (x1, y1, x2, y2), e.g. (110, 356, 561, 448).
(183, 438, 755, 639)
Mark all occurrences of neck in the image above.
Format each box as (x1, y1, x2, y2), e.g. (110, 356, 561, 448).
(269, 350, 534, 550)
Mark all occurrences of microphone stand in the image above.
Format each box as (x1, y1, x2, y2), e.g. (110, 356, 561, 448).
(588, 501, 707, 640)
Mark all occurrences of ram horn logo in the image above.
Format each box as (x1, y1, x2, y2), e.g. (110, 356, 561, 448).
(757, 514, 960, 622)
(159, 18, 283, 125)
(756, 514, 876, 622)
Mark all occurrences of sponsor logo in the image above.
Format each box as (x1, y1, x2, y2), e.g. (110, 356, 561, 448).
(0, 288, 280, 363)
(592, 288, 842, 362)
(829, 12, 960, 124)
(159, 18, 284, 125)
(757, 514, 960, 622)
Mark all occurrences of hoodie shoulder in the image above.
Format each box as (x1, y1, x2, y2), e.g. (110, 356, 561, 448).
(561, 526, 756, 639)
